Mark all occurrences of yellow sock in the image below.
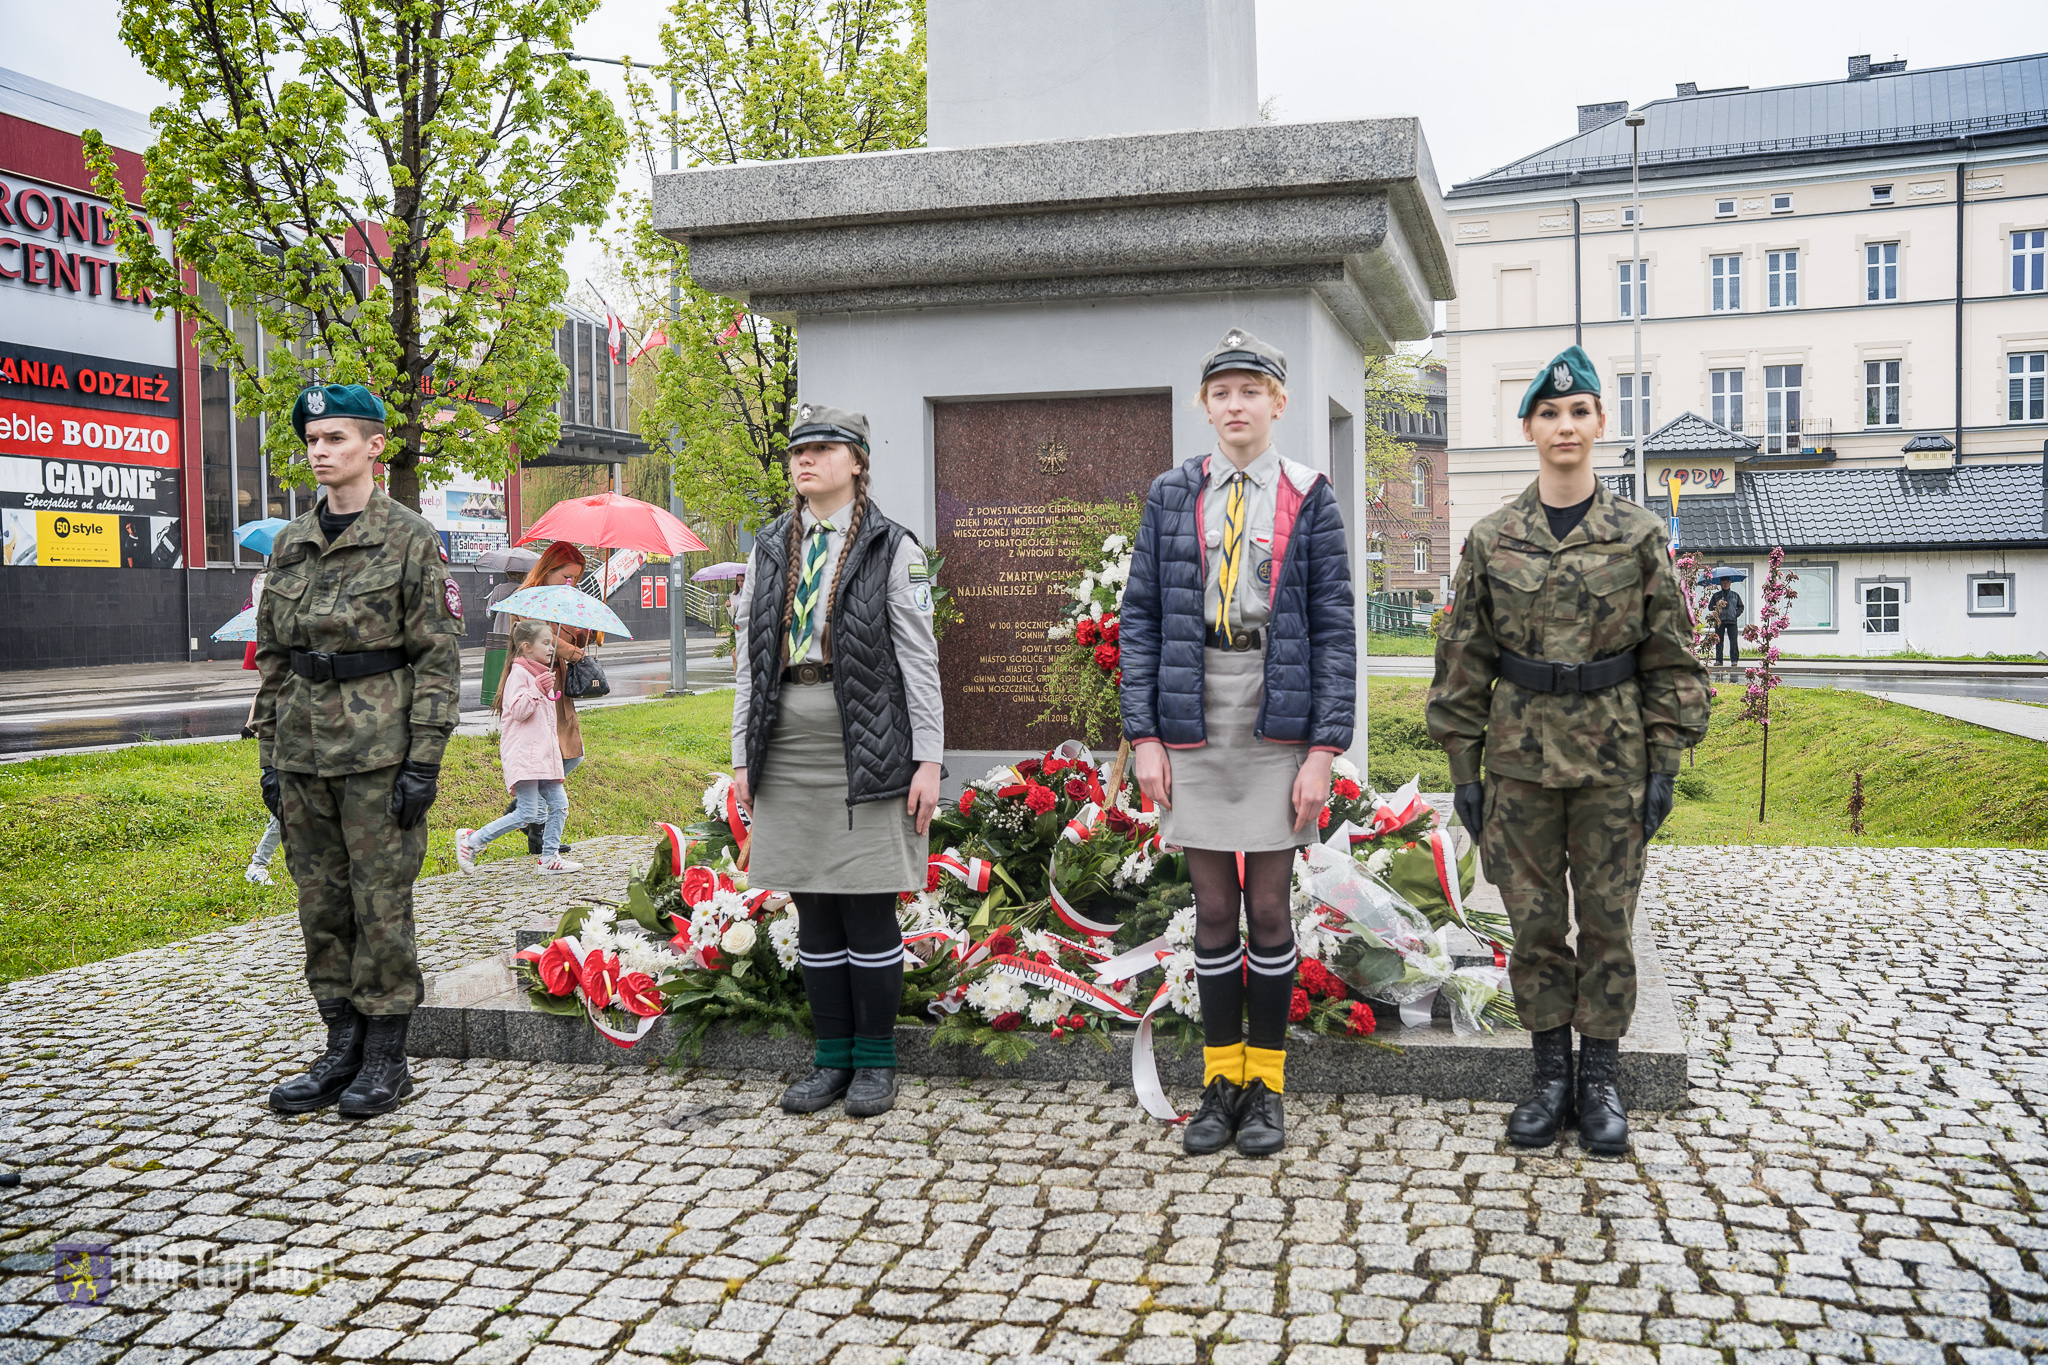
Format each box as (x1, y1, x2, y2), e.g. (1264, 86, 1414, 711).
(1203, 1042, 1246, 1087)
(1244, 1046, 1286, 1094)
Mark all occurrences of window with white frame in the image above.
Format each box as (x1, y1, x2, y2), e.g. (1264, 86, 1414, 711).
(1622, 207, 1642, 226)
(1771, 193, 1794, 213)
(1710, 254, 1742, 311)
(1764, 364, 1803, 453)
(1865, 242, 1899, 301)
(2012, 353, 2047, 422)
(1414, 541, 1431, 574)
(1864, 360, 1902, 427)
(1711, 369, 1745, 429)
(1715, 198, 1736, 218)
(1871, 184, 1894, 205)
(2015, 230, 2046, 294)
(1784, 564, 1835, 631)
(1617, 373, 1651, 439)
(1618, 259, 1648, 318)
(1967, 573, 2015, 616)
(1861, 581, 1902, 634)
(1411, 460, 1428, 506)
(1766, 251, 1799, 308)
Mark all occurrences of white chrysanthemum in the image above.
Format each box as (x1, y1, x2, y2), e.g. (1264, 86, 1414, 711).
(688, 904, 723, 946)
(1366, 847, 1393, 876)
(1047, 622, 1070, 639)
(1133, 807, 1159, 828)
(702, 774, 733, 819)
(897, 891, 947, 936)
(1101, 534, 1129, 555)
(1163, 950, 1200, 1021)
(768, 914, 799, 970)
(1019, 928, 1058, 958)
(1330, 755, 1360, 783)
(721, 921, 757, 955)
(964, 975, 1030, 1019)
(1165, 905, 1198, 949)
(706, 887, 753, 921)
(1027, 995, 1063, 1027)
(1294, 913, 1338, 963)
(620, 940, 682, 978)
(1113, 850, 1155, 889)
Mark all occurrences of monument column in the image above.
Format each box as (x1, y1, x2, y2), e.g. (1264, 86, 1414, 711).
(656, 0, 1454, 777)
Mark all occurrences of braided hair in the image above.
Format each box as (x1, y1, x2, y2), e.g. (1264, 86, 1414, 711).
(776, 444, 872, 663)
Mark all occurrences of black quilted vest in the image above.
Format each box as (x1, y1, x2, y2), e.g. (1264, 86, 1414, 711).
(744, 502, 916, 807)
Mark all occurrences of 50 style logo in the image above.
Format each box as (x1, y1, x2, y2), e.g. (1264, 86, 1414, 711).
(51, 515, 106, 539)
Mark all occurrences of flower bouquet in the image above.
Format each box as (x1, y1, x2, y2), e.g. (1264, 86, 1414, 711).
(1326, 773, 1511, 957)
(1038, 518, 1141, 747)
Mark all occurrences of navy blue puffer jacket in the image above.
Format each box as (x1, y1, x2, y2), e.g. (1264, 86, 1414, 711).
(1120, 454, 1356, 751)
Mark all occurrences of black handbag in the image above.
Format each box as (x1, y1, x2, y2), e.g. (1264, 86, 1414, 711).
(563, 654, 610, 698)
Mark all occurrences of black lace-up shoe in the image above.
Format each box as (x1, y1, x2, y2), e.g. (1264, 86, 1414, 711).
(1182, 1077, 1243, 1155)
(1575, 1034, 1630, 1156)
(269, 999, 366, 1114)
(780, 1067, 855, 1113)
(1507, 1024, 1575, 1147)
(1234, 1079, 1286, 1157)
(337, 1015, 415, 1118)
(844, 1067, 899, 1118)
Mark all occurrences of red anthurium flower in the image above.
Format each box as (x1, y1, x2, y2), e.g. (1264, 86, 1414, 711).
(536, 940, 578, 997)
(617, 972, 664, 1018)
(680, 866, 717, 907)
(1024, 783, 1057, 815)
(717, 873, 737, 893)
(997, 783, 1027, 800)
(579, 949, 621, 1009)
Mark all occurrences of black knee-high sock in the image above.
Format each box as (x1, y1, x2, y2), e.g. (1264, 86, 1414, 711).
(1194, 940, 1246, 1047)
(1244, 935, 1298, 1051)
(840, 892, 904, 1068)
(795, 894, 854, 1066)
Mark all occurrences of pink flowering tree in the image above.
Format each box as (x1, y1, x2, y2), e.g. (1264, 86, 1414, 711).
(1738, 547, 1798, 820)
(1672, 551, 1720, 664)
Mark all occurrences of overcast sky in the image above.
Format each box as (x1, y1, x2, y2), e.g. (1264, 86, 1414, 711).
(15, 0, 2044, 303)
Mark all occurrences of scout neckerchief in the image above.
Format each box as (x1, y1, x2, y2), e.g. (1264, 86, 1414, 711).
(787, 519, 832, 659)
(1213, 470, 1247, 644)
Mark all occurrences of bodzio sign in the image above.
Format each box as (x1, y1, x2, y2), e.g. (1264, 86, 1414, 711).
(1, 399, 178, 467)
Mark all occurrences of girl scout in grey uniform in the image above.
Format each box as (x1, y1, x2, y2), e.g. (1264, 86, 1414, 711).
(731, 405, 944, 1119)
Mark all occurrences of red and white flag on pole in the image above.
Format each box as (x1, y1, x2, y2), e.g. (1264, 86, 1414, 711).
(626, 328, 669, 365)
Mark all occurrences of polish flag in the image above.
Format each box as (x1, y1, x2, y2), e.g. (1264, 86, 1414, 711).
(626, 328, 669, 365)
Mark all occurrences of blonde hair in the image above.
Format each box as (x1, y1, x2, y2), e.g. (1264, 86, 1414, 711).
(1192, 370, 1288, 409)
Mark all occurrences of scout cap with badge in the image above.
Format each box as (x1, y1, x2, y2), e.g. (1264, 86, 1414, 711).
(292, 383, 387, 438)
(788, 403, 870, 453)
(1200, 328, 1287, 385)
(1517, 344, 1601, 418)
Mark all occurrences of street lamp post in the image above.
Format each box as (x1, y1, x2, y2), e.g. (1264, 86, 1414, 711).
(1625, 112, 1647, 504)
(666, 82, 693, 697)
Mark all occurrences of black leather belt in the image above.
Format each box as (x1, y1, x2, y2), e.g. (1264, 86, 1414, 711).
(290, 647, 409, 683)
(782, 662, 833, 685)
(1498, 648, 1637, 694)
(1204, 628, 1263, 652)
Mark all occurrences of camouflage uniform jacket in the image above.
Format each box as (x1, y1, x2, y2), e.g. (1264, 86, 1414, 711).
(1427, 480, 1708, 788)
(254, 491, 463, 776)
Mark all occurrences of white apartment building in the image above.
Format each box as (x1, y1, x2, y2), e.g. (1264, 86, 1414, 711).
(1441, 52, 2048, 655)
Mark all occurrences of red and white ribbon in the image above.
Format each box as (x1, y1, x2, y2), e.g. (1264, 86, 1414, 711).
(724, 786, 753, 870)
(1427, 826, 1506, 966)
(1040, 930, 1110, 963)
(1061, 802, 1103, 844)
(1366, 777, 1429, 839)
(929, 849, 992, 893)
(989, 954, 1140, 1020)
(988, 953, 1181, 1123)
(1092, 934, 1174, 985)
(656, 823, 687, 877)
(1049, 882, 1118, 940)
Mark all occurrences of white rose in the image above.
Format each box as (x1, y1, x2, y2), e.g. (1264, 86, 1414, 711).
(721, 921, 757, 956)
(1101, 534, 1129, 554)
(1331, 756, 1360, 782)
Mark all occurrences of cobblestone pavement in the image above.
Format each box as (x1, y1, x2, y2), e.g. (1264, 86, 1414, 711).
(4, 839, 2048, 1365)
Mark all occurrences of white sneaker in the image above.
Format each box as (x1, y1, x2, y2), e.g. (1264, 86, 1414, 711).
(536, 855, 583, 874)
(455, 830, 478, 874)
(243, 863, 273, 886)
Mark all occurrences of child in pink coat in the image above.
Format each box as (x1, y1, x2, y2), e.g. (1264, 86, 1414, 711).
(456, 620, 580, 873)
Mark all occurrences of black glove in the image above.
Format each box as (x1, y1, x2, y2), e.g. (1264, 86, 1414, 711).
(388, 760, 441, 830)
(260, 766, 282, 820)
(1453, 782, 1486, 840)
(1643, 772, 1675, 841)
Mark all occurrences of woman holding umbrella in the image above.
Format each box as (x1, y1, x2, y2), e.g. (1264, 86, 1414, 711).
(512, 541, 592, 853)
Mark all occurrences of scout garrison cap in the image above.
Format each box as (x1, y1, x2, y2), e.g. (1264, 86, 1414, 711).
(1200, 328, 1287, 385)
(292, 383, 387, 438)
(1518, 345, 1601, 418)
(788, 403, 870, 453)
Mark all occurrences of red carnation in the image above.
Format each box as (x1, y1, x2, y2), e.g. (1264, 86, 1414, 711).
(1041, 757, 1068, 777)
(990, 1011, 1023, 1032)
(925, 864, 944, 893)
(959, 789, 976, 814)
(680, 865, 717, 908)
(1333, 778, 1362, 801)
(1299, 958, 1346, 1001)
(1112, 668, 1122, 686)
(1093, 642, 1120, 671)
(1289, 988, 1311, 1023)
(1103, 808, 1137, 835)
(1064, 777, 1091, 802)
(1024, 783, 1057, 815)
(1345, 1001, 1377, 1037)
(1100, 616, 1119, 643)
(1074, 618, 1100, 646)
(1319, 805, 1331, 829)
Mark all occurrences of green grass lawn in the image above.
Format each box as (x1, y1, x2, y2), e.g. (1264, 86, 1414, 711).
(0, 695, 735, 984)
(1365, 677, 2048, 849)
(1367, 633, 1438, 657)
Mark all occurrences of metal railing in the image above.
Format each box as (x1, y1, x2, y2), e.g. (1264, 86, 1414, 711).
(1366, 591, 1433, 636)
(1743, 416, 1835, 456)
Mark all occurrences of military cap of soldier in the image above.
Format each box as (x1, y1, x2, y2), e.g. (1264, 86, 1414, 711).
(1425, 344, 1709, 1158)
(254, 382, 463, 1119)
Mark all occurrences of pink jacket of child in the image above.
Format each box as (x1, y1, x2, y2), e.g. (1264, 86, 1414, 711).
(498, 660, 566, 787)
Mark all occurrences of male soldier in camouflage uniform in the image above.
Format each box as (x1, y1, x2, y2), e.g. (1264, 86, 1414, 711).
(255, 383, 462, 1119)
(1427, 346, 1708, 1156)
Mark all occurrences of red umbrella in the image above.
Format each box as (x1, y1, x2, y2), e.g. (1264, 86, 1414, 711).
(515, 492, 708, 556)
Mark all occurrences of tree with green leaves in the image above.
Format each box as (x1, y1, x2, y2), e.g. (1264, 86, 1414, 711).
(85, 0, 626, 510)
(1360, 350, 1432, 592)
(604, 0, 926, 533)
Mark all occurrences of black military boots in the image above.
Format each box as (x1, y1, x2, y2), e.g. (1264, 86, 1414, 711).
(338, 1015, 415, 1118)
(268, 998, 366, 1114)
(1575, 1035, 1630, 1156)
(1507, 1024, 1576, 1147)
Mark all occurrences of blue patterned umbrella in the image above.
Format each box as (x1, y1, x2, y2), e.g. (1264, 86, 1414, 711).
(234, 518, 292, 556)
(213, 605, 259, 642)
(494, 584, 634, 639)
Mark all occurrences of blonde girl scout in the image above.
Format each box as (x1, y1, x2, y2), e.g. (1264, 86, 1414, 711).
(1120, 330, 1357, 1157)
(730, 405, 945, 1119)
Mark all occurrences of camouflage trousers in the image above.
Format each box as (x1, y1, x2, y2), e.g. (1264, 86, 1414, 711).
(278, 766, 426, 1016)
(1480, 775, 1644, 1039)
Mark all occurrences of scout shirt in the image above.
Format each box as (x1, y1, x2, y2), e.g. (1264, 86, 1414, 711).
(1201, 446, 1279, 634)
(729, 498, 946, 767)
(253, 490, 464, 777)
(1427, 480, 1709, 789)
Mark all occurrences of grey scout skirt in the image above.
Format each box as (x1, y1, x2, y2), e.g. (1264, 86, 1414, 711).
(747, 678, 924, 895)
(1159, 645, 1312, 854)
